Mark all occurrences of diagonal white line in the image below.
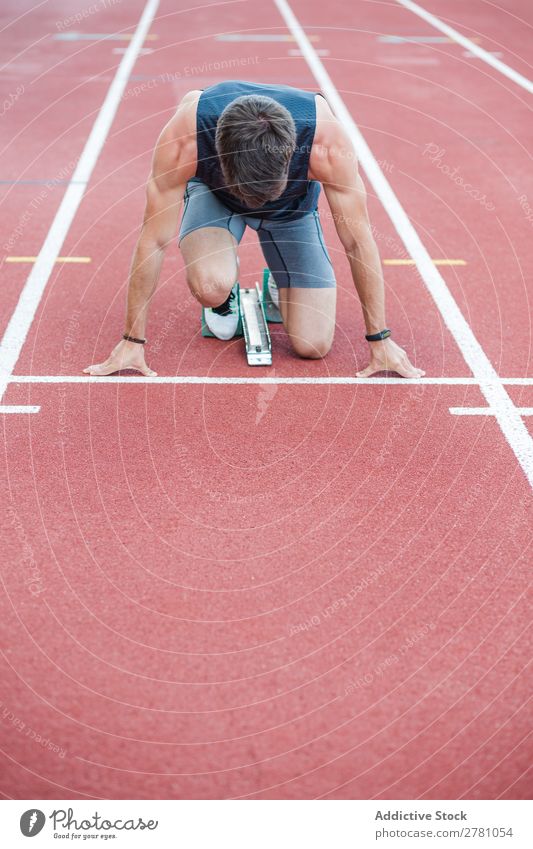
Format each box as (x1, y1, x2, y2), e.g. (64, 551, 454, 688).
(395, 0, 533, 95)
(0, 0, 160, 403)
(273, 0, 533, 489)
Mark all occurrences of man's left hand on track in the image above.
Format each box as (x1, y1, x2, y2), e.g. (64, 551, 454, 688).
(356, 337, 425, 379)
(83, 339, 157, 377)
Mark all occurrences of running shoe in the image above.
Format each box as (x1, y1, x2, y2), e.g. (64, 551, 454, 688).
(204, 284, 240, 340)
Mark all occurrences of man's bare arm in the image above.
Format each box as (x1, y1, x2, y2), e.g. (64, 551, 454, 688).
(313, 119, 424, 379)
(124, 170, 186, 343)
(84, 94, 197, 376)
(325, 170, 386, 334)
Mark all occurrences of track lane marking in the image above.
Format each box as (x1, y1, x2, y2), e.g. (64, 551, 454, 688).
(215, 34, 320, 41)
(5, 256, 91, 263)
(53, 32, 159, 41)
(0, 405, 40, 413)
(378, 35, 482, 45)
(383, 258, 466, 266)
(395, 0, 533, 94)
(7, 375, 533, 386)
(0, 0, 160, 403)
(273, 0, 533, 488)
(378, 35, 456, 44)
(451, 408, 533, 417)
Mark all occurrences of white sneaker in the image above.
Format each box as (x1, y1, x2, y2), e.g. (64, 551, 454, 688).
(204, 285, 239, 340)
(267, 272, 279, 308)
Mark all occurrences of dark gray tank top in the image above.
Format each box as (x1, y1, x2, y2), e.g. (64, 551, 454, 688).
(195, 80, 322, 219)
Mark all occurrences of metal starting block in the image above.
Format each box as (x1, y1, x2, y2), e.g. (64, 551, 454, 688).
(240, 282, 272, 366)
(201, 269, 282, 366)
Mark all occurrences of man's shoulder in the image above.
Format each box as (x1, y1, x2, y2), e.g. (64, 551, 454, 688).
(309, 95, 352, 181)
(167, 89, 202, 138)
(152, 91, 202, 186)
(313, 95, 346, 150)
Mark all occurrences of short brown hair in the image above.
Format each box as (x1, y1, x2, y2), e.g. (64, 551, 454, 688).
(215, 94, 297, 208)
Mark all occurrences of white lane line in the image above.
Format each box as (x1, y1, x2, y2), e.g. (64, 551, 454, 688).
(54, 32, 159, 42)
(215, 34, 319, 42)
(6, 375, 533, 385)
(378, 57, 440, 67)
(383, 258, 466, 266)
(0, 406, 40, 414)
(5, 257, 91, 263)
(395, 0, 533, 95)
(378, 35, 452, 43)
(273, 0, 533, 488)
(0, 0, 160, 404)
(451, 407, 533, 416)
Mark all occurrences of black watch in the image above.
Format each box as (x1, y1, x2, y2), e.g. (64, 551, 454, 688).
(365, 328, 391, 342)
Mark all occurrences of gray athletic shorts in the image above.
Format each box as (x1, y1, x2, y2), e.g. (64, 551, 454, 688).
(178, 178, 336, 288)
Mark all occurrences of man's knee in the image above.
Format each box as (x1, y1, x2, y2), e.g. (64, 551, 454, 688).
(186, 264, 236, 307)
(290, 335, 333, 359)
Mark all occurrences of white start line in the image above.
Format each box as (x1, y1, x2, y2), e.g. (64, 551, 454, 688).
(2, 375, 533, 422)
(3, 376, 533, 385)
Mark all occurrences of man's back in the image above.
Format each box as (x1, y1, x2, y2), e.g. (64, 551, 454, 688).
(194, 80, 321, 218)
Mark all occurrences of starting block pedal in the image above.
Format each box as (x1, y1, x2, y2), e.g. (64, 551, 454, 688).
(239, 282, 272, 366)
(262, 268, 283, 323)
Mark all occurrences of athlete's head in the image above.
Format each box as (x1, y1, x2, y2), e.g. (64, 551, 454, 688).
(215, 94, 297, 208)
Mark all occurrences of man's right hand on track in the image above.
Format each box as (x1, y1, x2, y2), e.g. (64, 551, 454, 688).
(83, 339, 157, 377)
(356, 337, 425, 379)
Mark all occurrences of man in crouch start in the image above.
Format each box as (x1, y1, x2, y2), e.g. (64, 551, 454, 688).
(85, 80, 424, 379)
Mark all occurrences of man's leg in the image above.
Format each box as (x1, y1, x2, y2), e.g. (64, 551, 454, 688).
(277, 286, 336, 359)
(180, 226, 239, 308)
(178, 179, 245, 307)
(255, 210, 337, 359)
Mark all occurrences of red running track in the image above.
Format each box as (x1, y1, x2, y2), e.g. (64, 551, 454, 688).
(0, 0, 532, 799)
